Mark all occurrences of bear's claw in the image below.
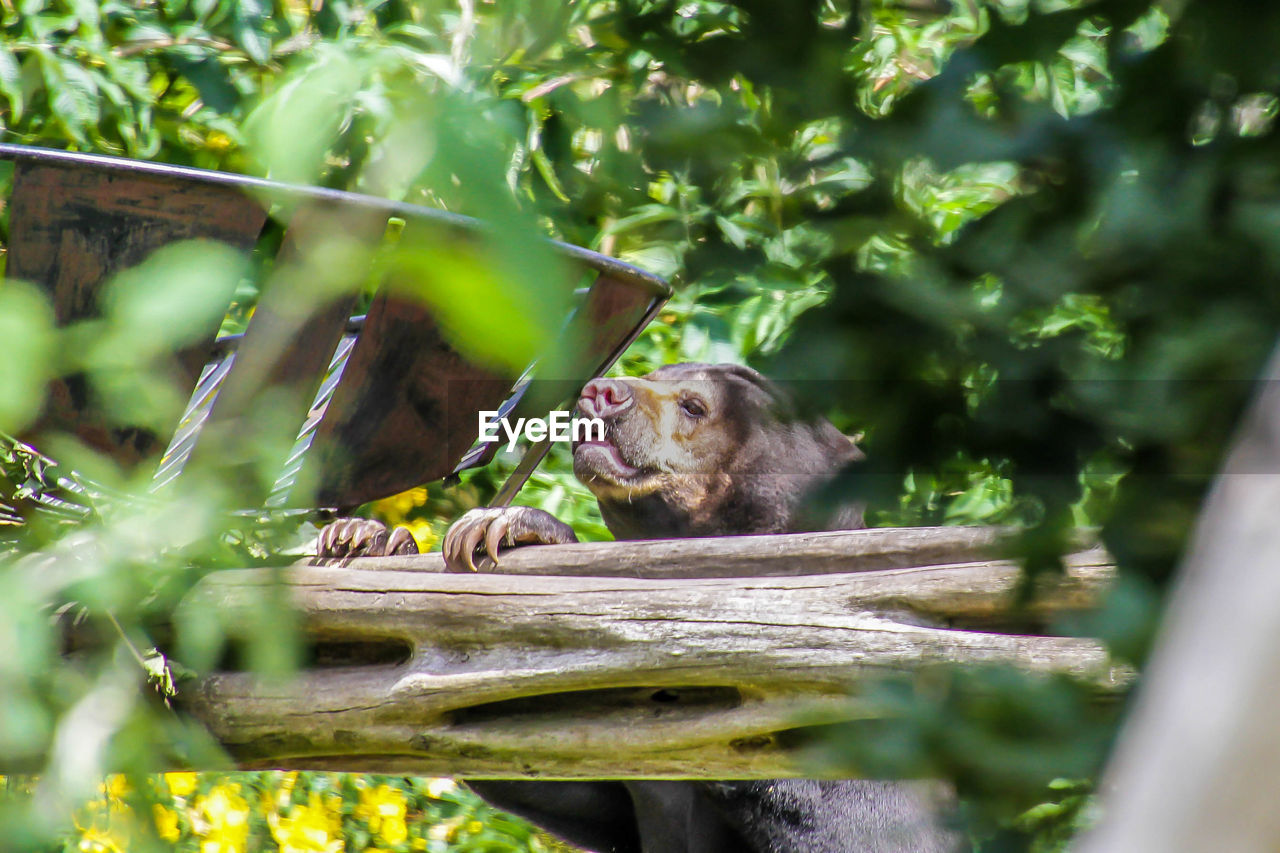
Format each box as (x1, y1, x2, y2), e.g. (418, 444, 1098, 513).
(314, 518, 418, 565)
(442, 506, 578, 572)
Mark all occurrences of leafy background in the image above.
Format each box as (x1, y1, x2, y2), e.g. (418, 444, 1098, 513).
(2, 0, 1280, 850)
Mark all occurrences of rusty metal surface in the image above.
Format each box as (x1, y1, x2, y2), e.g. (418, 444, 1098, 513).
(305, 290, 517, 508)
(0, 143, 670, 298)
(186, 205, 390, 505)
(6, 159, 268, 466)
(0, 143, 671, 508)
(578, 274, 666, 366)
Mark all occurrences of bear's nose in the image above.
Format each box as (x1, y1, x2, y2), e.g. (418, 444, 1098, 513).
(579, 377, 634, 419)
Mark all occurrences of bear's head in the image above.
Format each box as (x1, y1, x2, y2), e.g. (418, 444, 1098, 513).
(572, 363, 863, 538)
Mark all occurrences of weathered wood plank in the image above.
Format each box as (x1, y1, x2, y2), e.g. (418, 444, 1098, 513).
(182, 531, 1119, 778)
(337, 525, 1095, 579)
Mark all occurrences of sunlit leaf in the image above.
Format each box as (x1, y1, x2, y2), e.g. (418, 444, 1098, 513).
(37, 53, 100, 145)
(0, 49, 23, 121)
(0, 282, 56, 433)
(231, 0, 271, 65)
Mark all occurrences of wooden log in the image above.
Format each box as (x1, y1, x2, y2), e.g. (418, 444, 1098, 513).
(182, 528, 1120, 778)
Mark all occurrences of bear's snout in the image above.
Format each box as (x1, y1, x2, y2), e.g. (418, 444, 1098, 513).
(579, 378, 634, 420)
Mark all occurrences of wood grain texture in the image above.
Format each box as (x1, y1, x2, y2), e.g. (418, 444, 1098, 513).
(344, 525, 1044, 578)
(182, 528, 1120, 778)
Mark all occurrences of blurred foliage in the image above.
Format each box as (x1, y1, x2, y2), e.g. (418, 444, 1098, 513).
(0, 772, 575, 852)
(4, 0, 1280, 851)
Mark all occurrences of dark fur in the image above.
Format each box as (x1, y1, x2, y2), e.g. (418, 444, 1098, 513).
(575, 363, 865, 539)
(318, 363, 956, 853)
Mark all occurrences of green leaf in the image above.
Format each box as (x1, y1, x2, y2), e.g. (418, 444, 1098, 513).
(618, 244, 682, 280)
(94, 240, 252, 360)
(24, 12, 76, 40)
(232, 0, 271, 64)
(120, 22, 170, 43)
(604, 204, 681, 235)
(0, 48, 22, 120)
(243, 48, 362, 183)
(99, 53, 153, 103)
(171, 55, 240, 113)
(66, 0, 100, 33)
(38, 54, 100, 145)
(531, 147, 570, 202)
(0, 281, 56, 434)
(377, 235, 573, 374)
(715, 215, 750, 249)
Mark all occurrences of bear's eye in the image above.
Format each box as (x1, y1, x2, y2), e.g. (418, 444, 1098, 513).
(679, 397, 707, 418)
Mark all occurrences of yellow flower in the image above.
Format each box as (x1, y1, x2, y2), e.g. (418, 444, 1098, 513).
(371, 487, 429, 525)
(193, 783, 250, 853)
(380, 815, 408, 846)
(75, 798, 132, 853)
(356, 783, 409, 845)
(205, 131, 234, 154)
(77, 824, 127, 853)
(273, 770, 301, 810)
(403, 518, 438, 552)
(99, 775, 130, 802)
(153, 804, 181, 842)
(165, 771, 199, 797)
(428, 818, 461, 842)
(269, 792, 342, 853)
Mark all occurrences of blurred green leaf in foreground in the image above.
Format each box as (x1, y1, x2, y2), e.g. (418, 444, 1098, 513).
(4, 0, 1280, 850)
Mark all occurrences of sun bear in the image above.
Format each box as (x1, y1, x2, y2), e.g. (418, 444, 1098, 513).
(317, 363, 955, 853)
